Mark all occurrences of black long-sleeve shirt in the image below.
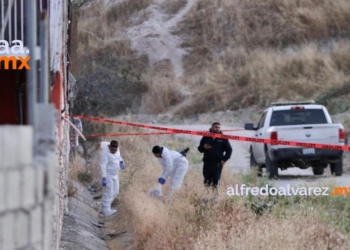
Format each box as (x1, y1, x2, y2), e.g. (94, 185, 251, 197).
(198, 133, 232, 163)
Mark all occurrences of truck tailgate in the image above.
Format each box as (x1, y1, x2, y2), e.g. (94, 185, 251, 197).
(274, 124, 340, 145)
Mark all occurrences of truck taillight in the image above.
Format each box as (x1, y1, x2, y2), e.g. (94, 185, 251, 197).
(271, 131, 278, 140)
(339, 129, 345, 143)
(291, 106, 304, 110)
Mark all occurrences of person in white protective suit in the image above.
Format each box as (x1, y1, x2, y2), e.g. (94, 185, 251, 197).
(152, 145, 189, 196)
(99, 140, 125, 217)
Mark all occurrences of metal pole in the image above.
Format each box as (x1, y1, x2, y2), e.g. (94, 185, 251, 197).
(39, 11, 48, 103)
(14, 0, 17, 39)
(21, 0, 23, 40)
(1, 0, 14, 40)
(26, 0, 37, 126)
(8, 0, 11, 42)
(1, 0, 3, 27)
(1, 0, 3, 39)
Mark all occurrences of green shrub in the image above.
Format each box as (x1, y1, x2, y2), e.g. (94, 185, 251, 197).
(77, 170, 94, 184)
(316, 84, 350, 106)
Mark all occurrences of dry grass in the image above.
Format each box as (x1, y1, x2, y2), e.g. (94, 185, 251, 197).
(69, 117, 350, 249)
(75, 0, 350, 115)
(344, 115, 350, 137)
(67, 158, 90, 197)
(180, 42, 350, 114)
(73, 41, 149, 116)
(162, 0, 188, 15)
(68, 157, 88, 182)
(71, 1, 350, 247)
(76, 0, 189, 116)
(181, 0, 350, 53)
(193, 212, 347, 250)
(114, 165, 350, 249)
(77, 0, 151, 52)
(177, 0, 350, 114)
(90, 134, 350, 250)
(140, 60, 185, 113)
(106, 0, 154, 26)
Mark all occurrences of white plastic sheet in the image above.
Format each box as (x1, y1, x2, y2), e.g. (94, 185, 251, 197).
(148, 183, 163, 198)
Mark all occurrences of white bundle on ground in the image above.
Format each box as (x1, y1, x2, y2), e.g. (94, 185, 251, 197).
(148, 183, 163, 198)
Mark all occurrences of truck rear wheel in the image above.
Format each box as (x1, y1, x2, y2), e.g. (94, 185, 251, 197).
(265, 151, 278, 179)
(330, 160, 343, 176)
(250, 150, 262, 177)
(312, 164, 325, 175)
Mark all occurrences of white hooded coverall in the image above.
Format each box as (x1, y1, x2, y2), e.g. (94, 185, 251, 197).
(99, 142, 123, 215)
(158, 146, 189, 194)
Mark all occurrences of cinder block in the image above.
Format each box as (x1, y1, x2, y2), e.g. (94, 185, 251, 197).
(42, 200, 53, 250)
(32, 241, 43, 250)
(1, 126, 32, 169)
(15, 211, 29, 249)
(35, 167, 44, 204)
(6, 170, 21, 210)
(22, 168, 36, 209)
(1, 127, 17, 169)
(46, 153, 57, 198)
(0, 173, 5, 213)
(30, 206, 42, 244)
(18, 126, 33, 167)
(2, 212, 15, 250)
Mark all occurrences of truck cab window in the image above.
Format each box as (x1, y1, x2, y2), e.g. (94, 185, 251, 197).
(257, 112, 267, 129)
(270, 109, 327, 126)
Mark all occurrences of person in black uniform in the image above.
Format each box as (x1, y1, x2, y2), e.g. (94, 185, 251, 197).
(198, 122, 232, 188)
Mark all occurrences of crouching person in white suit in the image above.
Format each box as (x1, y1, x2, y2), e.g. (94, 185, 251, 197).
(100, 140, 125, 217)
(152, 145, 189, 197)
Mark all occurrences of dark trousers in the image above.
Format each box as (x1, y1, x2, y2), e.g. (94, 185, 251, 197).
(203, 162, 223, 188)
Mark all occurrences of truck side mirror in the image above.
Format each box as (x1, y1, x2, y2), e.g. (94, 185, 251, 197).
(244, 123, 256, 130)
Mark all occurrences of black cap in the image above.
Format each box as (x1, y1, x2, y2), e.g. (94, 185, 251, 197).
(152, 145, 162, 154)
(110, 140, 118, 148)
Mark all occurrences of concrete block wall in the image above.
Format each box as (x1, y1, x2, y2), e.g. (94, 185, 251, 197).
(34, 104, 61, 250)
(0, 126, 55, 250)
(0, 104, 66, 250)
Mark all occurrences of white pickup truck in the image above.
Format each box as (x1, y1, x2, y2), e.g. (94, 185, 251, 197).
(244, 101, 345, 179)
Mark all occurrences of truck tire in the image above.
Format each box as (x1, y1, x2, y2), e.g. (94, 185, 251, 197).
(330, 160, 343, 176)
(250, 150, 262, 177)
(312, 165, 324, 175)
(265, 150, 278, 179)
